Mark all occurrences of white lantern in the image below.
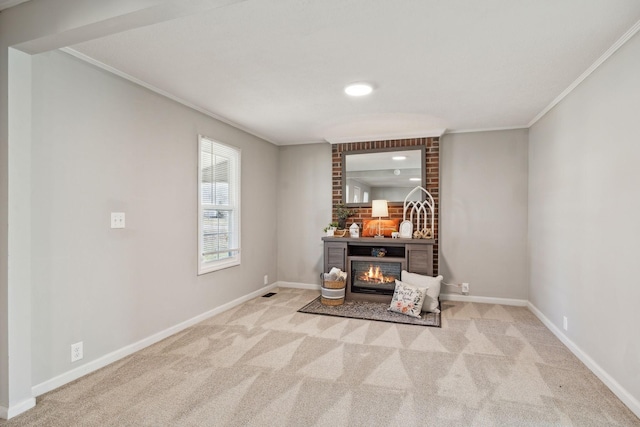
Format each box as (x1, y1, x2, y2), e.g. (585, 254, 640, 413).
(349, 222, 360, 238)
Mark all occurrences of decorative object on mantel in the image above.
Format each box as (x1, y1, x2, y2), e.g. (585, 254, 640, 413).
(298, 297, 441, 327)
(371, 247, 387, 257)
(391, 231, 399, 239)
(401, 186, 435, 239)
(362, 219, 399, 237)
(323, 222, 338, 237)
(371, 199, 389, 238)
(349, 222, 360, 238)
(333, 229, 348, 237)
(335, 203, 355, 229)
(413, 229, 433, 239)
(399, 220, 413, 239)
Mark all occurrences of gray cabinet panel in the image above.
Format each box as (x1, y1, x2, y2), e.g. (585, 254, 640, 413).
(406, 243, 433, 276)
(324, 241, 347, 272)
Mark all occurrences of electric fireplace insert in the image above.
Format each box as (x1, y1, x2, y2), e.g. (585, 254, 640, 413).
(349, 256, 406, 296)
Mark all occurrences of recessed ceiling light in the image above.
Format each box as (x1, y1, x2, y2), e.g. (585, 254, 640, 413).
(392, 156, 407, 161)
(344, 83, 373, 97)
(409, 178, 421, 181)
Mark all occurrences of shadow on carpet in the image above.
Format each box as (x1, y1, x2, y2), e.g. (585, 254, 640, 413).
(298, 296, 441, 328)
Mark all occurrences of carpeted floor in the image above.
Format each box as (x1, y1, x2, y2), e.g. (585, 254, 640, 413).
(2, 288, 638, 426)
(298, 296, 441, 327)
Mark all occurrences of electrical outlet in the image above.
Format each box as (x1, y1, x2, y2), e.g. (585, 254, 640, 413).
(461, 282, 469, 294)
(563, 316, 568, 331)
(111, 212, 125, 229)
(263, 275, 268, 285)
(71, 341, 83, 362)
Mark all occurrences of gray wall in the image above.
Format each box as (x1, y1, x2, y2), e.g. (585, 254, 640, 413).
(529, 31, 640, 405)
(277, 143, 331, 284)
(370, 186, 413, 202)
(1, 0, 183, 412)
(440, 130, 529, 299)
(276, 130, 530, 301)
(30, 50, 278, 384)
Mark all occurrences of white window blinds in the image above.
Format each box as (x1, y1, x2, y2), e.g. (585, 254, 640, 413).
(198, 136, 241, 274)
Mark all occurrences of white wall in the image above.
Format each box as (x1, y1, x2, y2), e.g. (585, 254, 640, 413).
(29, 50, 278, 385)
(440, 130, 529, 300)
(529, 31, 640, 411)
(276, 143, 331, 285)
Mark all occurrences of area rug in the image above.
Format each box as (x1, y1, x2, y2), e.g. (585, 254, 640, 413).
(298, 296, 441, 327)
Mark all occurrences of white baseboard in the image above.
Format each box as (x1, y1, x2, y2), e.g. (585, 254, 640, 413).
(0, 397, 36, 420)
(274, 283, 526, 306)
(440, 293, 528, 307)
(528, 302, 640, 419)
(31, 283, 277, 398)
(276, 281, 321, 290)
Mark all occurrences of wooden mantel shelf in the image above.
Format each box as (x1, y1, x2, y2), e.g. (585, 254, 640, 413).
(321, 236, 434, 245)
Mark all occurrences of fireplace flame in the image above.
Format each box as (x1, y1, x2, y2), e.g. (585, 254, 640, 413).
(359, 264, 393, 284)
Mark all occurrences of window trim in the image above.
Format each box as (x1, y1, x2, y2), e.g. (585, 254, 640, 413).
(198, 135, 241, 275)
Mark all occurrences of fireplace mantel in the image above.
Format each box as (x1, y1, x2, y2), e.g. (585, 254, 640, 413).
(322, 236, 434, 303)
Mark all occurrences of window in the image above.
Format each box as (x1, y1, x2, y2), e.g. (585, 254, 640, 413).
(198, 136, 241, 274)
(353, 186, 360, 203)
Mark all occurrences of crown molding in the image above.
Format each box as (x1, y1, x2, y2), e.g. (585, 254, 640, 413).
(324, 129, 446, 144)
(528, 18, 640, 127)
(444, 126, 528, 135)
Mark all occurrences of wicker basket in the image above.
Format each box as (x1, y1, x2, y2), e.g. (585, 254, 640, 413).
(321, 272, 347, 290)
(323, 280, 345, 289)
(321, 296, 345, 306)
(320, 275, 346, 306)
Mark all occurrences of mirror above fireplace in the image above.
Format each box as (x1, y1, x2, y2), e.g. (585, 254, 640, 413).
(342, 146, 426, 207)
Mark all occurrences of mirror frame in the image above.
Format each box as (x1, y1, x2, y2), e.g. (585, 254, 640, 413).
(341, 146, 426, 208)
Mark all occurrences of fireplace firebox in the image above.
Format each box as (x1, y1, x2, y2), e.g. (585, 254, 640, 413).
(348, 256, 406, 301)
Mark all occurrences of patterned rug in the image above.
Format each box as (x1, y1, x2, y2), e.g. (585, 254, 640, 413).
(298, 296, 441, 327)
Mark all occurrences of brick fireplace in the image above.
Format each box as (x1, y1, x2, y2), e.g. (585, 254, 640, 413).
(331, 137, 440, 274)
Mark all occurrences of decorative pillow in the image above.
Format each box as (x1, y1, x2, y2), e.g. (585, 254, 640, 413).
(362, 219, 400, 237)
(400, 271, 443, 313)
(388, 280, 428, 318)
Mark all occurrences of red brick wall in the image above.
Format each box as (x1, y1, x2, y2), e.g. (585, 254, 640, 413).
(331, 137, 439, 274)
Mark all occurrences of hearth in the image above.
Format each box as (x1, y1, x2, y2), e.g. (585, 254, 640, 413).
(348, 256, 406, 297)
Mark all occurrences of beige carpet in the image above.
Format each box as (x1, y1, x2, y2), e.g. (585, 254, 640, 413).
(3, 288, 638, 426)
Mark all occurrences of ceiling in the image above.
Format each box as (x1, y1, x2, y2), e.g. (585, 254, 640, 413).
(62, 1, 640, 145)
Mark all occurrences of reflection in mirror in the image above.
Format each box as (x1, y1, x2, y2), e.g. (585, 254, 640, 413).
(343, 148, 425, 206)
